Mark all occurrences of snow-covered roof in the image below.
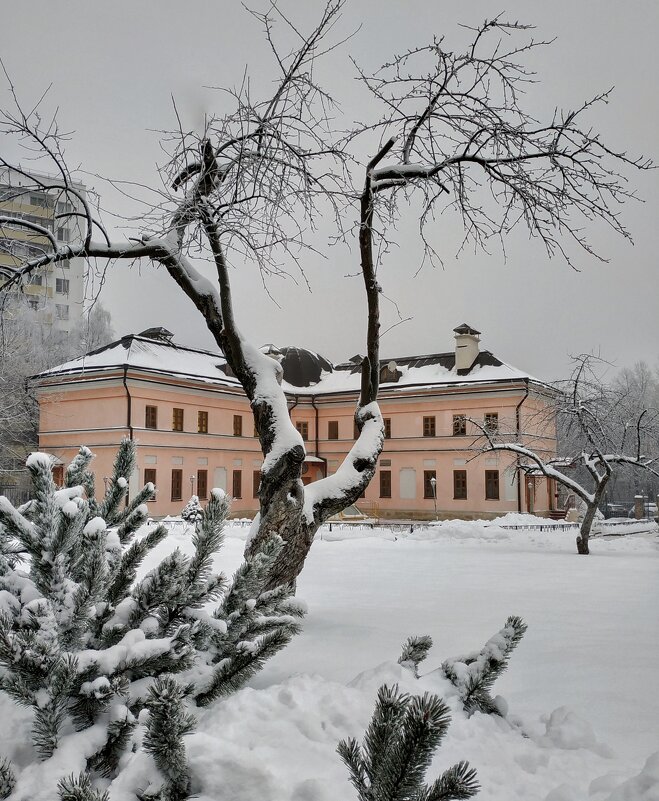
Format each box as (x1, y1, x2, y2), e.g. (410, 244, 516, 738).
(35, 335, 241, 389)
(35, 333, 542, 395)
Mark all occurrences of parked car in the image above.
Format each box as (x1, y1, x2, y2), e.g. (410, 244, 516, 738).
(329, 504, 369, 522)
(605, 503, 628, 519)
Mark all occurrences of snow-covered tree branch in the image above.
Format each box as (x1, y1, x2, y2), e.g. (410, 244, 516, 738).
(475, 355, 659, 554)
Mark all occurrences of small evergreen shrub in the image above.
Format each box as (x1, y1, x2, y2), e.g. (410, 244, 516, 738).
(338, 683, 479, 801)
(441, 616, 527, 716)
(398, 635, 433, 677)
(180, 496, 203, 527)
(0, 441, 304, 799)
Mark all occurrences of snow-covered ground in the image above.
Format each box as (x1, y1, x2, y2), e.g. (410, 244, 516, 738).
(2, 515, 657, 800)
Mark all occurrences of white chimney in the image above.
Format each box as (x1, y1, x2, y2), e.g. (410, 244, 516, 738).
(453, 323, 481, 372)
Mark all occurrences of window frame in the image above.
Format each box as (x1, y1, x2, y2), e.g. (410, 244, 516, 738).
(452, 414, 467, 437)
(328, 420, 339, 440)
(485, 469, 500, 500)
(172, 407, 184, 432)
(171, 469, 183, 502)
(144, 468, 157, 488)
(232, 469, 242, 498)
(145, 405, 158, 430)
(423, 416, 436, 437)
(197, 410, 209, 434)
(484, 413, 499, 434)
(233, 414, 243, 437)
(197, 469, 208, 500)
(453, 469, 468, 500)
(296, 421, 309, 441)
(379, 470, 392, 499)
(383, 418, 391, 439)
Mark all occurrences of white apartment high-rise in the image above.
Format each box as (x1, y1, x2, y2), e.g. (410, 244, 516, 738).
(0, 167, 86, 336)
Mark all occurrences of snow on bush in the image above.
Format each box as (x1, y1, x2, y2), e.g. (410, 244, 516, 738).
(0, 442, 303, 799)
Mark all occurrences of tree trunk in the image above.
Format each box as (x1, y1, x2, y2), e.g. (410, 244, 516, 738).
(576, 479, 609, 555)
(576, 506, 594, 554)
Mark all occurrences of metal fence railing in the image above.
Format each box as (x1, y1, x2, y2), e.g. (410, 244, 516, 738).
(0, 486, 30, 507)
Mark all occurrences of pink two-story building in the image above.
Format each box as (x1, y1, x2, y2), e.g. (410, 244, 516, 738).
(34, 324, 558, 520)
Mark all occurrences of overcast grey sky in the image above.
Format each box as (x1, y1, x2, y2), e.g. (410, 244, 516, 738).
(3, 1, 658, 381)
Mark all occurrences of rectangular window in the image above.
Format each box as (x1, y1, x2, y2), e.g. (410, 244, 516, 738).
(197, 469, 208, 500)
(29, 273, 43, 286)
(485, 470, 500, 500)
(172, 407, 184, 431)
(484, 413, 499, 433)
(232, 470, 242, 498)
(384, 418, 391, 439)
(55, 304, 69, 320)
(56, 201, 73, 215)
(233, 415, 243, 437)
(328, 420, 339, 440)
(30, 193, 53, 209)
(55, 278, 69, 294)
(453, 415, 466, 436)
(171, 469, 183, 502)
(56, 226, 70, 242)
(253, 470, 261, 498)
(198, 410, 208, 433)
(145, 405, 158, 429)
(379, 470, 392, 499)
(144, 468, 157, 488)
(423, 416, 436, 437)
(424, 470, 437, 500)
(453, 470, 467, 500)
(59, 259, 70, 270)
(296, 421, 309, 441)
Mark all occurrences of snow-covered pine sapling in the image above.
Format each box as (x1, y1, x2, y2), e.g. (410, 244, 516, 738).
(337, 684, 479, 801)
(193, 532, 305, 706)
(442, 616, 528, 716)
(142, 676, 196, 801)
(0, 757, 16, 799)
(398, 635, 433, 677)
(0, 449, 305, 796)
(180, 495, 203, 528)
(57, 772, 110, 801)
(95, 439, 155, 527)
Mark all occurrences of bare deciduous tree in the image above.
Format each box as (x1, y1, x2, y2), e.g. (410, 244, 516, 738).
(0, 8, 653, 584)
(476, 356, 659, 554)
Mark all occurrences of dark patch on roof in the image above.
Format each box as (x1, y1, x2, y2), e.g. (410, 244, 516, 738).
(139, 327, 174, 342)
(335, 350, 503, 377)
(279, 346, 333, 387)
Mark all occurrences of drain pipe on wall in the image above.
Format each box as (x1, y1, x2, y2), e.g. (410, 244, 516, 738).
(515, 380, 529, 513)
(310, 395, 328, 477)
(123, 365, 134, 441)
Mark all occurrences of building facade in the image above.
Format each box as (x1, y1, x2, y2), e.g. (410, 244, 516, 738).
(34, 325, 558, 520)
(0, 167, 86, 336)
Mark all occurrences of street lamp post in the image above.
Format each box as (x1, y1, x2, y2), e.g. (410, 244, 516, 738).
(430, 476, 438, 521)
